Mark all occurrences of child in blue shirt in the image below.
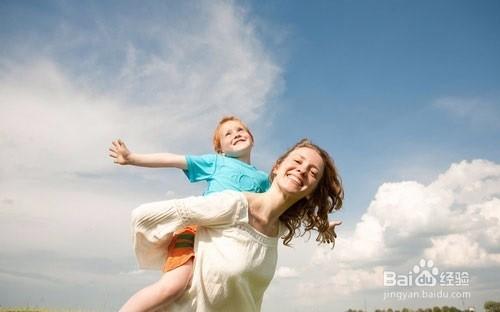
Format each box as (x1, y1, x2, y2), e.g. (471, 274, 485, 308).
(109, 116, 269, 311)
(184, 153, 269, 195)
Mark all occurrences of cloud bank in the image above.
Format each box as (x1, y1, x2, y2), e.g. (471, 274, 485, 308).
(275, 159, 500, 309)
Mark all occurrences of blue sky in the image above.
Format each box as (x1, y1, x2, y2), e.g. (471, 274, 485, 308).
(1, 1, 500, 311)
(255, 0, 500, 223)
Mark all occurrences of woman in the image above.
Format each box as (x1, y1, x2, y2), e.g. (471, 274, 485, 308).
(131, 139, 343, 311)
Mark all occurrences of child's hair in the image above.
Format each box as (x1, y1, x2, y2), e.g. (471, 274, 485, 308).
(212, 116, 254, 153)
(270, 139, 344, 247)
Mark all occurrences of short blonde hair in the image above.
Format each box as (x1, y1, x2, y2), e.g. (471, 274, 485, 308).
(212, 116, 254, 153)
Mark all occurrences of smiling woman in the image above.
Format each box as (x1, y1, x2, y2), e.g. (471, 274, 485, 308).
(130, 139, 344, 311)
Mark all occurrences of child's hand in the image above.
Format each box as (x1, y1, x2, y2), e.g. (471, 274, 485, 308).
(329, 220, 342, 238)
(109, 139, 131, 165)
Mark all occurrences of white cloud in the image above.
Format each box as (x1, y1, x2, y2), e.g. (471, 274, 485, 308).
(294, 266, 384, 306)
(332, 159, 500, 267)
(423, 234, 500, 268)
(305, 158, 500, 303)
(275, 266, 299, 279)
(313, 214, 386, 265)
(430, 159, 500, 205)
(0, 60, 125, 178)
(477, 198, 500, 248)
(331, 266, 384, 295)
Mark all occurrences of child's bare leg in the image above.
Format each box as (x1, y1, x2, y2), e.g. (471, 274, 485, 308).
(119, 259, 193, 312)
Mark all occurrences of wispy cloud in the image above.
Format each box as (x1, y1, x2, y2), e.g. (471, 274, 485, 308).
(275, 266, 299, 279)
(434, 96, 500, 128)
(0, 268, 63, 284)
(0, 1, 282, 179)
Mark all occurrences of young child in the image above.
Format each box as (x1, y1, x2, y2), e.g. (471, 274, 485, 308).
(109, 116, 270, 312)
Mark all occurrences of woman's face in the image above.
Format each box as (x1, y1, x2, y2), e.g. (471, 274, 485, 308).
(273, 147, 325, 198)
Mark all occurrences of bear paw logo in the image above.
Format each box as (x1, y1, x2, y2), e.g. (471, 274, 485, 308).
(413, 259, 439, 287)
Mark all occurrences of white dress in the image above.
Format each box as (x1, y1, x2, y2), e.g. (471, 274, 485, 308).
(132, 190, 283, 312)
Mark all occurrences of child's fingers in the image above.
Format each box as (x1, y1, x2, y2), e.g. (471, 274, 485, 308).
(109, 152, 117, 158)
(118, 139, 125, 146)
(112, 140, 119, 148)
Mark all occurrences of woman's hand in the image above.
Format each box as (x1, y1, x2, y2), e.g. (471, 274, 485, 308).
(329, 220, 342, 238)
(109, 139, 131, 165)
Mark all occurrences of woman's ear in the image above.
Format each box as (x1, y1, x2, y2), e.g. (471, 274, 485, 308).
(271, 166, 278, 176)
(271, 162, 280, 176)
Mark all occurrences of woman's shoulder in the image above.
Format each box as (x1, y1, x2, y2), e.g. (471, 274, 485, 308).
(207, 189, 246, 200)
(204, 190, 249, 213)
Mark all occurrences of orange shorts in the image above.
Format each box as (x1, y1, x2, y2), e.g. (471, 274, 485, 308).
(163, 225, 197, 272)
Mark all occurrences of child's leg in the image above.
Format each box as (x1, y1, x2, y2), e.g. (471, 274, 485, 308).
(119, 259, 193, 312)
(120, 226, 196, 312)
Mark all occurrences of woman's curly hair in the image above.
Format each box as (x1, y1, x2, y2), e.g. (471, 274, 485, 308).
(270, 139, 344, 247)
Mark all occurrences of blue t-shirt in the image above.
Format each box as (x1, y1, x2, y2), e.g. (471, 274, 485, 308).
(183, 154, 270, 195)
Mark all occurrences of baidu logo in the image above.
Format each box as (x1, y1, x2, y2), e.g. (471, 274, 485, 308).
(384, 258, 469, 288)
(384, 259, 440, 287)
(383, 259, 471, 301)
(413, 259, 439, 286)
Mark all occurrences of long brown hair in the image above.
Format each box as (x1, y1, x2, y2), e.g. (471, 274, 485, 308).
(270, 139, 344, 247)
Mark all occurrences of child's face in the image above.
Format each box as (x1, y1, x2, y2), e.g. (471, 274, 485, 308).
(218, 120, 253, 158)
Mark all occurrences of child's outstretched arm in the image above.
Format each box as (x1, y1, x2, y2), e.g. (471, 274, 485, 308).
(109, 139, 187, 169)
